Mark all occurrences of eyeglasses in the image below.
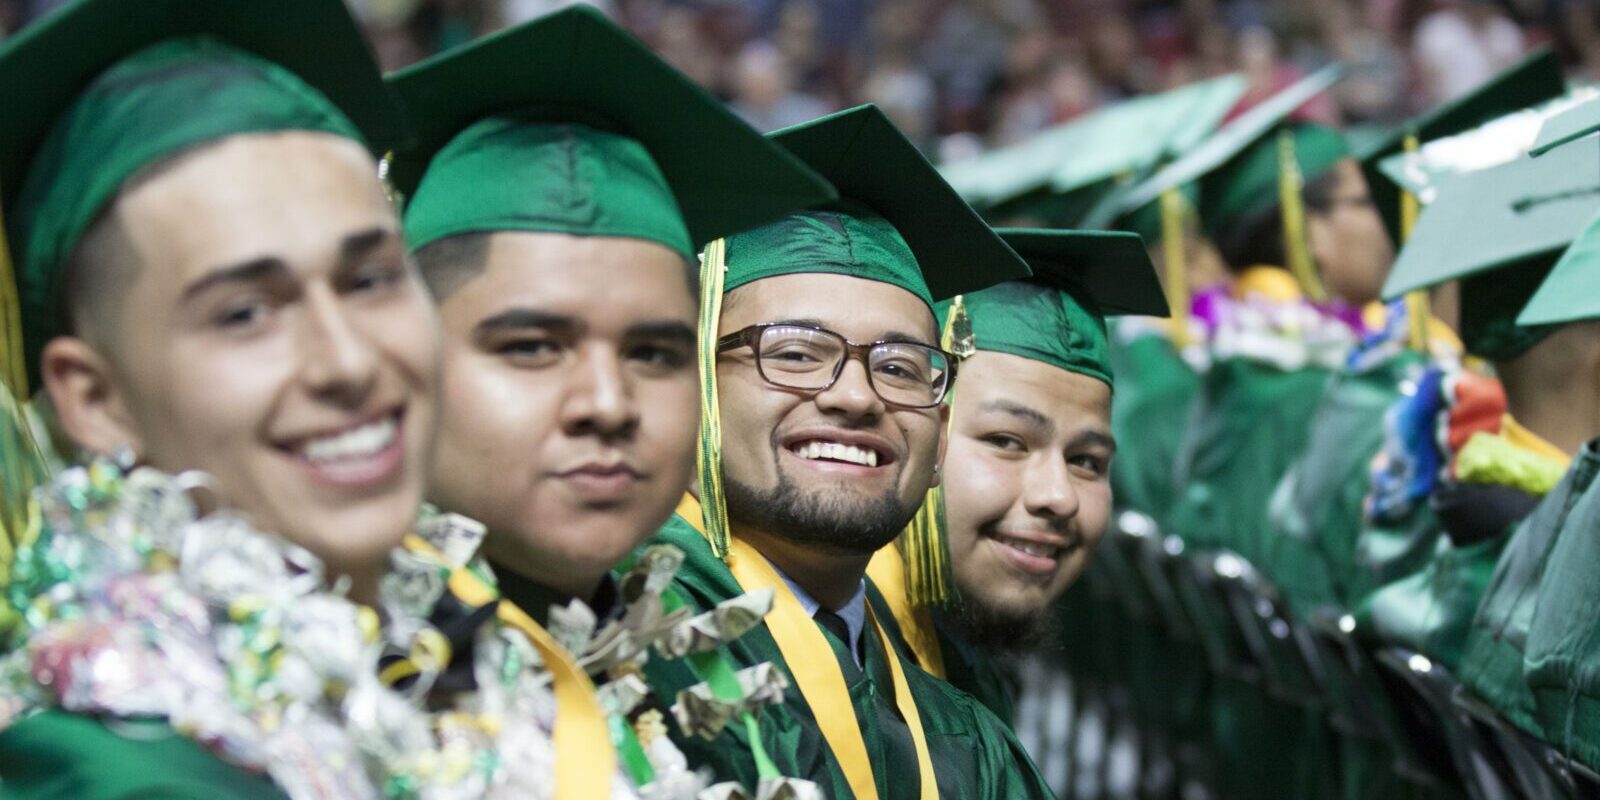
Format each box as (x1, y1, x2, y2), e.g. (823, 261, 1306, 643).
(717, 323, 957, 409)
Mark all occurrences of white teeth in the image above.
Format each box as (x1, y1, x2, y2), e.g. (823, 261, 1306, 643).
(790, 440, 879, 467)
(300, 417, 397, 463)
(997, 535, 1062, 560)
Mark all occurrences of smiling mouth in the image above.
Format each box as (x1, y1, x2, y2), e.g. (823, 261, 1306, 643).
(788, 439, 883, 467)
(991, 532, 1063, 560)
(985, 529, 1078, 576)
(280, 409, 406, 487)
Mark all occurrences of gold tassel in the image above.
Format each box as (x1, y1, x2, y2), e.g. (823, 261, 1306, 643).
(0, 187, 48, 624)
(1399, 133, 1432, 352)
(695, 239, 732, 559)
(899, 296, 968, 606)
(1159, 187, 1191, 347)
(1278, 130, 1329, 303)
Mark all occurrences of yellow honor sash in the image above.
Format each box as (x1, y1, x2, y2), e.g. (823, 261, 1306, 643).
(404, 535, 614, 800)
(676, 495, 938, 800)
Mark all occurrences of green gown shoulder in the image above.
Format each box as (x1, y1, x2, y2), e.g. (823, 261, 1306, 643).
(1107, 321, 1200, 526)
(0, 710, 284, 799)
(928, 612, 1017, 725)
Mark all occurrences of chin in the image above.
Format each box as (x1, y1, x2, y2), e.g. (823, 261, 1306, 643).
(280, 499, 414, 572)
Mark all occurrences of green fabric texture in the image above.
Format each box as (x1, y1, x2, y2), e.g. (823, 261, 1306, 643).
(643, 513, 1055, 799)
(387, 6, 835, 260)
(1359, 531, 1511, 672)
(724, 105, 1030, 305)
(1458, 447, 1600, 738)
(940, 279, 1111, 385)
(1521, 448, 1600, 768)
(1264, 351, 1426, 614)
(931, 228, 1165, 389)
(724, 203, 931, 308)
(1107, 324, 1200, 527)
(0, 711, 285, 799)
(930, 612, 1018, 725)
(1166, 357, 1333, 561)
(10, 38, 366, 388)
(1520, 206, 1600, 326)
(1457, 255, 1560, 361)
(1200, 123, 1350, 234)
(404, 117, 691, 258)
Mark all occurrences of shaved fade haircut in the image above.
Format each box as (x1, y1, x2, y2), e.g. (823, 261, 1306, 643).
(414, 231, 493, 302)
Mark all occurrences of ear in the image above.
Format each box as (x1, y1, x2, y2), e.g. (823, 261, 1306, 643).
(40, 336, 143, 459)
(930, 402, 951, 488)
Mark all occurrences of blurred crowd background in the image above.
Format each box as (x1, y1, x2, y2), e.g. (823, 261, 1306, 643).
(5, 0, 1600, 163)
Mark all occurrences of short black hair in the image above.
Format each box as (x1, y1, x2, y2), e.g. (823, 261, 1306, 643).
(1214, 165, 1343, 272)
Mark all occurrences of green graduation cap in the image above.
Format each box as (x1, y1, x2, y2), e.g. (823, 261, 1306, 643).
(1519, 206, 1600, 326)
(940, 228, 1168, 387)
(1114, 64, 1345, 224)
(1356, 49, 1565, 240)
(0, 0, 406, 396)
(722, 104, 1031, 308)
(389, 6, 835, 260)
(1530, 93, 1600, 156)
(1382, 141, 1600, 359)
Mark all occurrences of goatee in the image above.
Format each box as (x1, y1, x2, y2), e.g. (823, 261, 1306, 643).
(723, 471, 914, 556)
(944, 587, 1059, 654)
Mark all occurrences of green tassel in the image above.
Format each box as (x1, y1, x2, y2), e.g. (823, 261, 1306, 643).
(696, 239, 732, 559)
(900, 296, 967, 606)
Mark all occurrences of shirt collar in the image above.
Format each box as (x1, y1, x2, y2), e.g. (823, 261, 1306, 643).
(773, 561, 868, 666)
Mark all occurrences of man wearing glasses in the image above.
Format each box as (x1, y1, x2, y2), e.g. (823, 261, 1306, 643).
(641, 105, 1055, 799)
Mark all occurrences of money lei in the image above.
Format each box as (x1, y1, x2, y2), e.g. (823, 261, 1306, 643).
(0, 461, 574, 800)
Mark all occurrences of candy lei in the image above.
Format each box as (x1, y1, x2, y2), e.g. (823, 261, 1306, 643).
(0, 461, 580, 800)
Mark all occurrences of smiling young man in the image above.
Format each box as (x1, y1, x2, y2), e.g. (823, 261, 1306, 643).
(383, 8, 836, 798)
(866, 228, 1167, 723)
(642, 104, 1055, 800)
(0, 0, 461, 795)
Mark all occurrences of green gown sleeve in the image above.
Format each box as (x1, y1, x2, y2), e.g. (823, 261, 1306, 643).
(1107, 326, 1200, 527)
(0, 711, 284, 800)
(1459, 446, 1600, 738)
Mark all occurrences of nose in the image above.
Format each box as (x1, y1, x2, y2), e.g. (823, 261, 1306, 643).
(1023, 455, 1080, 522)
(560, 343, 639, 441)
(298, 285, 379, 406)
(813, 356, 885, 421)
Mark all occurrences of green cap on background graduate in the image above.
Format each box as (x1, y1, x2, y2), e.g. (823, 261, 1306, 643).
(0, 0, 407, 398)
(697, 104, 1031, 559)
(1530, 94, 1600, 156)
(940, 74, 1246, 224)
(1518, 124, 1600, 326)
(389, 6, 835, 262)
(1382, 140, 1600, 360)
(901, 227, 1166, 604)
(1357, 49, 1565, 243)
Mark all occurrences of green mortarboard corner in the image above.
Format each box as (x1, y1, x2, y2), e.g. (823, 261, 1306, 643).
(389, 5, 835, 260)
(722, 105, 1031, 308)
(1113, 64, 1344, 228)
(1382, 141, 1600, 359)
(938, 228, 1167, 387)
(0, 0, 406, 393)
(1531, 94, 1600, 156)
(1519, 200, 1600, 327)
(939, 74, 1246, 212)
(1356, 48, 1565, 240)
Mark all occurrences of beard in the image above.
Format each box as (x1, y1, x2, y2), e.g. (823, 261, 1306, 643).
(944, 583, 1060, 654)
(723, 469, 915, 556)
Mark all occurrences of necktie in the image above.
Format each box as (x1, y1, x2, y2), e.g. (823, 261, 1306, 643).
(815, 607, 853, 652)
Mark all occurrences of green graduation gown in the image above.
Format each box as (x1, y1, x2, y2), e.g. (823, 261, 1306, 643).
(1108, 320, 1202, 528)
(929, 611, 1018, 726)
(0, 712, 284, 799)
(643, 511, 1053, 800)
(1458, 443, 1600, 737)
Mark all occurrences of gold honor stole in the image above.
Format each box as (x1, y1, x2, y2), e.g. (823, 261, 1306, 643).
(403, 535, 614, 800)
(676, 495, 938, 800)
(866, 546, 947, 679)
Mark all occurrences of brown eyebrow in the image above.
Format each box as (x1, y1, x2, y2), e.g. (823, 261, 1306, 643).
(474, 308, 576, 337)
(1066, 429, 1117, 457)
(980, 399, 1052, 432)
(340, 226, 395, 260)
(181, 257, 289, 302)
(626, 320, 696, 345)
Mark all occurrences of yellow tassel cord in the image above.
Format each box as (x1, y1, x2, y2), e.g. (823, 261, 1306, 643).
(1278, 130, 1329, 303)
(0, 191, 50, 631)
(897, 296, 967, 607)
(1159, 186, 1192, 348)
(695, 239, 732, 559)
(1399, 133, 1432, 352)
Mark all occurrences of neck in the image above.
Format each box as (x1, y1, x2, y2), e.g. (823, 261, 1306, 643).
(737, 523, 869, 610)
(481, 534, 603, 606)
(340, 564, 385, 611)
(1498, 323, 1600, 456)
